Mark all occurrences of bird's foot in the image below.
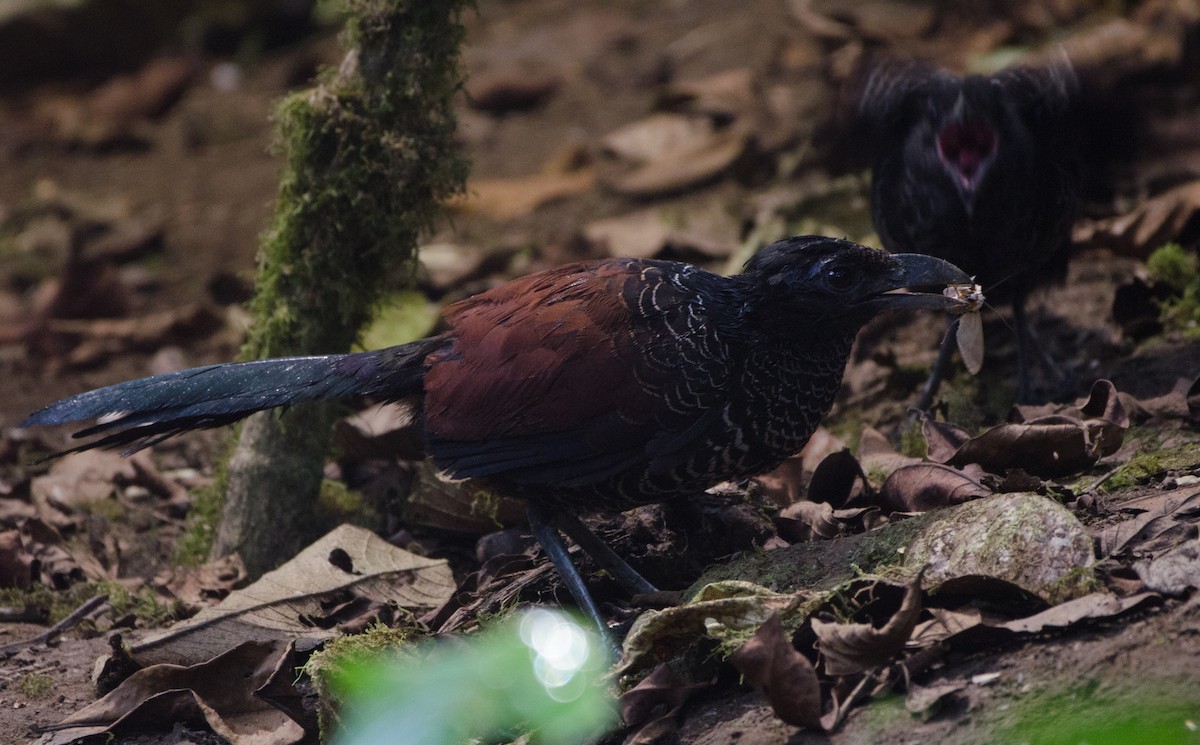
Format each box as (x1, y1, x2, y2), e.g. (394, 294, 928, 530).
(1015, 321, 1073, 404)
(912, 317, 962, 415)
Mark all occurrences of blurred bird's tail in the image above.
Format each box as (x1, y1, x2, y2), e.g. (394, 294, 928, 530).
(21, 336, 449, 455)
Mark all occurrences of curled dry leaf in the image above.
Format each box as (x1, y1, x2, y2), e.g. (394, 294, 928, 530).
(451, 168, 595, 221)
(806, 448, 867, 508)
(152, 554, 247, 613)
(905, 681, 967, 721)
(1095, 486, 1200, 558)
(660, 68, 756, 121)
(620, 663, 712, 745)
(407, 461, 526, 534)
(730, 614, 824, 729)
(31, 57, 195, 148)
(777, 499, 840, 542)
(922, 380, 1127, 478)
(857, 427, 921, 485)
(126, 525, 455, 668)
(755, 428, 852, 506)
(582, 201, 740, 260)
(912, 591, 1159, 648)
(1135, 539, 1200, 595)
(31, 450, 138, 529)
(997, 592, 1159, 634)
(1074, 180, 1200, 258)
(879, 462, 990, 513)
(40, 640, 303, 745)
(811, 574, 923, 676)
(599, 113, 749, 198)
(791, 0, 934, 42)
(0, 525, 84, 591)
(616, 581, 798, 677)
(465, 69, 560, 114)
(1187, 374, 1200, 425)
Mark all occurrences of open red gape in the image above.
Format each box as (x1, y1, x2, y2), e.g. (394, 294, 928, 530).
(936, 119, 997, 186)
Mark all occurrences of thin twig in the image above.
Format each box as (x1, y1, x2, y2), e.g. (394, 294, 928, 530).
(825, 668, 879, 731)
(0, 594, 109, 658)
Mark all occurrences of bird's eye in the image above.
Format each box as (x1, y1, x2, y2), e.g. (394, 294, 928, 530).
(824, 266, 856, 291)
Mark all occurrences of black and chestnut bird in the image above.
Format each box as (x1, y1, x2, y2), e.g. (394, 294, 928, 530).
(860, 61, 1080, 404)
(22, 236, 971, 634)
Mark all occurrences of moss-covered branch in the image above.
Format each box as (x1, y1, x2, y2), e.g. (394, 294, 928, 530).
(212, 0, 470, 575)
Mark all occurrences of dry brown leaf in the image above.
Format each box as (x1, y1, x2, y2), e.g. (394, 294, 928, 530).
(1135, 539, 1200, 595)
(905, 680, 967, 721)
(920, 417, 970, 465)
(152, 554, 247, 613)
(40, 640, 302, 745)
(465, 70, 560, 114)
(806, 448, 867, 508)
(1188, 374, 1200, 425)
(126, 525, 455, 668)
(1095, 486, 1200, 557)
(416, 242, 518, 292)
(31, 450, 139, 529)
(730, 614, 824, 729)
(606, 129, 747, 198)
(879, 463, 990, 513)
(43, 304, 224, 368)
(254, 641, 320, 736)
(620, 663, 712, 744)
(450, 167, 595, 220)
(598, 111, 750, 198)
(857, 427, 922, 484)
(755, 428, 852, 506)
(660, 68, 756, 120)
(812, 575, 923, 676)
(32, 57, 195, 147)
(777, 500, 841, 542)
(583, 203, 740, 260)
(407, 461, 525, 534)
(921, 380, 1127, 478)
(600, 113, 715, 162)
(910, 607, 989, 647)
(914, 591, 1158, 649)
(616, 581, 798, 677)
(997, 592, 1158, 634)
(1074, 180, 1200, 257)
(1029, 13, 1191, 87)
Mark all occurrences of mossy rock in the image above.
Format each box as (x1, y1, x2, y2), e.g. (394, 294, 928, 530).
(905, 492, 1096, 604)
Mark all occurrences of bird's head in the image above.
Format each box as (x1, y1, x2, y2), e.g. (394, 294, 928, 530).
(863, 61, 1075, 215)
(934, 90, 998, 199)
(740, 236, 973, 328)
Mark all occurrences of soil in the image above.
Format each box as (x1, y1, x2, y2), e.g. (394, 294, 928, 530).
(1, 1, 1199, 744)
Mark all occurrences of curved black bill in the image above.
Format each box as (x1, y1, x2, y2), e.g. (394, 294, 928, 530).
(867, 253, 976, 312)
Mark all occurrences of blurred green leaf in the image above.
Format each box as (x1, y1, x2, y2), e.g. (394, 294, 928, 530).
(331, 609, 617, 745)
(359, 291, 440, 351)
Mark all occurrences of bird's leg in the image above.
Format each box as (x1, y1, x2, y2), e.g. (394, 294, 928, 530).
(526, 504, 612, 642)
(914, 317, 962, 412)
(553, 511, 658, 596)
(1012, 293, 1065, 403)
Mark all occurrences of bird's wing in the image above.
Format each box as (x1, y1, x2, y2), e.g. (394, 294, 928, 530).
(422, 260, 737, 486)
(858, 60, 946, 131)
(992, 56, 1077, 121)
